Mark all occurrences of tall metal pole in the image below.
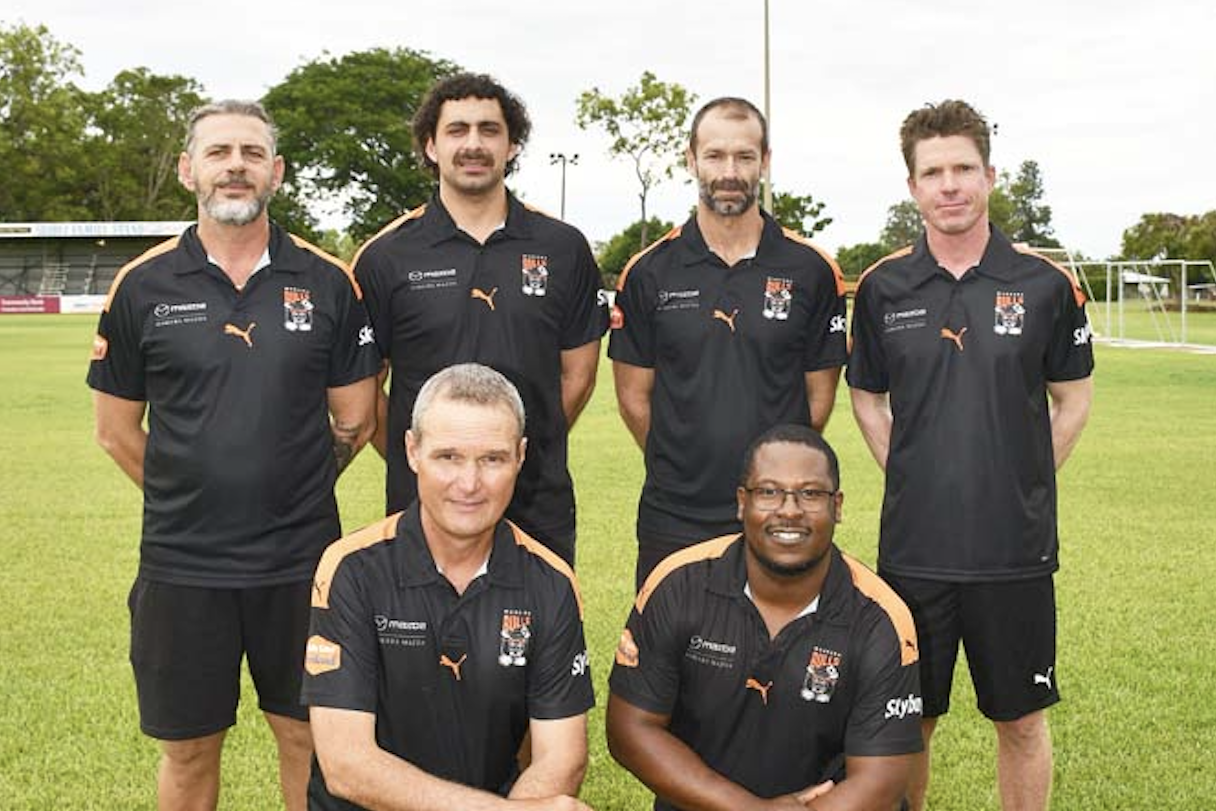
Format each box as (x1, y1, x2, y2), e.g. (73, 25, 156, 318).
(762, 0, 773, 213)
(549, 153, 578, 220)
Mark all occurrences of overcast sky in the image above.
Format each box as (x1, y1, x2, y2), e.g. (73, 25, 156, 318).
(5, 0, 1213, 258)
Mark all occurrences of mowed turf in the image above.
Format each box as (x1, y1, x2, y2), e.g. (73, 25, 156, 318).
(1, 314, 1213, 810)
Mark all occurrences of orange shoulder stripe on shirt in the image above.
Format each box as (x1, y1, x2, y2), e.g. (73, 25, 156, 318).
(780, 228, 847, 297)
(1012, 244, 1088, 307)
(855, 245, 915, 291)
(841, 554, 919, 666)
(311, 513, 403, 609)
(635, 534, 737, 614)
(348, 205, 428, 271)
(102, 236, 182, 313)
(508, 522, 584, 620)
(288, 234, 364, 300)
(615, 225, 684, 292)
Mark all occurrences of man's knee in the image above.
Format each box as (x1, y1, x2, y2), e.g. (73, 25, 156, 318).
(266, 712, 313, 755)
(994, 710, 1050, 751)
(161, 732, 225, 772)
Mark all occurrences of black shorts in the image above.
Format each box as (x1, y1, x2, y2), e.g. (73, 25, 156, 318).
(128, 578, 312, 740)
(878, 573, 1059, 722)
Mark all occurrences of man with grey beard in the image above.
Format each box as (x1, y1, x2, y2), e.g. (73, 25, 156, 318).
(609, 97, 848, 588)
(88, 100, 380, 811)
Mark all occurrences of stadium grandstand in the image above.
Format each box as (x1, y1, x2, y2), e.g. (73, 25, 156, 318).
(0, 222, 190, 311)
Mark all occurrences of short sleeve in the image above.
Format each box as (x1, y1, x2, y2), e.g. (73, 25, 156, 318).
(607, 578, 684, 715)
(301, 556, 381, 712)
(801, 255, 848, 372)
(559, 234, 610, 350)
(843, 610, 924, 757)
(607, 259, 656, 369)
(527, 578, 595, 720)
(86, 274, 147, 401)
(1044, 280, 1094, 383)
(327, 267, 381, 387)
(845, 277, 889, 393)
(352, 241, 396, 362)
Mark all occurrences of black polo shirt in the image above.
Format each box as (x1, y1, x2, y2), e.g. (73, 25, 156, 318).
(302, 505, 594, 808)
(353, 193, 608, 561)
(609, 537, 922, 809)
(847, 227, 1095, 581)
(87, 224, 380, 587)
(608, 213, 847, 545)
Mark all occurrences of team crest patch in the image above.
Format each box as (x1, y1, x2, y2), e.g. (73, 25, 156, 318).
(762, 277, 793, 320)
(305, 635, 342, 675)
(521, 254, 549, 297)
(994, 291, 1025, 336)
(498, 609, 533, 666)
(283, 287, 314, 331)
(90, 334, 108, 361)
(801, 646, 842, 703)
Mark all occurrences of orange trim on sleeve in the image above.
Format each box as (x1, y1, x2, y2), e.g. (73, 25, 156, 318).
(348, 205, 428, 272)
(635, 534, 738, 614)
(1012, 245, 1088, 307)
(288, 234, 363, 300)
(102, 237, 182, 313)
(509, 523, 584, 620)
(311, 513, 403, 609)
(615, 225, 684, 292)
(780, 228, 847, 297)
(841, 554, 919, 666)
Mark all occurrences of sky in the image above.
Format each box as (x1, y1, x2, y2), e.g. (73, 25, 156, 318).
(4, 0, 1213, 259)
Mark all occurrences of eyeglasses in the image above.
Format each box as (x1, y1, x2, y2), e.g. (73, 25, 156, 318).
(742, 486, 837, 513)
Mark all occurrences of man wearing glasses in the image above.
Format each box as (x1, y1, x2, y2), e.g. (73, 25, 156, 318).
(606, 424, 922, 811)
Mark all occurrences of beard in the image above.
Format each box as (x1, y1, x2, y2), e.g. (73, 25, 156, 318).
(199, 178, 274, 226)
(699, 176, 758, 217)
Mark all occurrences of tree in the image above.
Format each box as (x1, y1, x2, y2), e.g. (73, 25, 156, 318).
(991, 160, 1060, 247)
(880, 200, 922, 249)
(0, 22, 91, 220)
(262, 48, 459, 241)
(1121, 211, 1216, 264)
(768, 187, 832, 237)
(595, 217, 675, 286)
(835, 242, 890, 279)
(576, 72, 696, 249)
(86, 68, 205, 221)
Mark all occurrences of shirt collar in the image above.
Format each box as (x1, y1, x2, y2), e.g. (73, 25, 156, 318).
(707, 537, 849, 622)
(396, 502, 524, 591)
(175, 222, 297, 276)
(906, 224, 1020, 288)
(677, 209, 785, 268)
(419, 190, 532, 247)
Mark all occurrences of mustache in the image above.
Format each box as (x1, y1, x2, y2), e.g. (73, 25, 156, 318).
(710, 178, 751, 194)
(456, 149, 494, 164)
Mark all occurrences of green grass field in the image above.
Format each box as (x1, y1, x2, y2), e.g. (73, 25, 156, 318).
(1, 314, 1214, 809)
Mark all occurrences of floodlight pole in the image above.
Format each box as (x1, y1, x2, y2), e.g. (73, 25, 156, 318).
(762, 0, 773, 213)
(549, 153, 578, 220)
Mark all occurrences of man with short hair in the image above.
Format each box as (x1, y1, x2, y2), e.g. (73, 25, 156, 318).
(303, 363, 594, 811)
(848, 99, 1094, 811)
(354, 73, 608, 567)
(610, 97, 848, 588)
(88, 99, 379, 811)
(607, 424, 922, 811)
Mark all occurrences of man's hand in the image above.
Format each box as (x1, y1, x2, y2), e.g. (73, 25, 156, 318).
(794, 779, 835, 806)
(512, 797, 591, 810)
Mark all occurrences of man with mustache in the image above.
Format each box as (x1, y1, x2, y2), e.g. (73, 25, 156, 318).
(607, 425, 922, 810)
(610, 97, 848, 588)
(88, 100, 380, 810)
(352, 73, 608, 568)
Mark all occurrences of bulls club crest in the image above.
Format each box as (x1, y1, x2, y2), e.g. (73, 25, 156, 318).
(762, 277, 793, 321)
(521, 254, 549, 297)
